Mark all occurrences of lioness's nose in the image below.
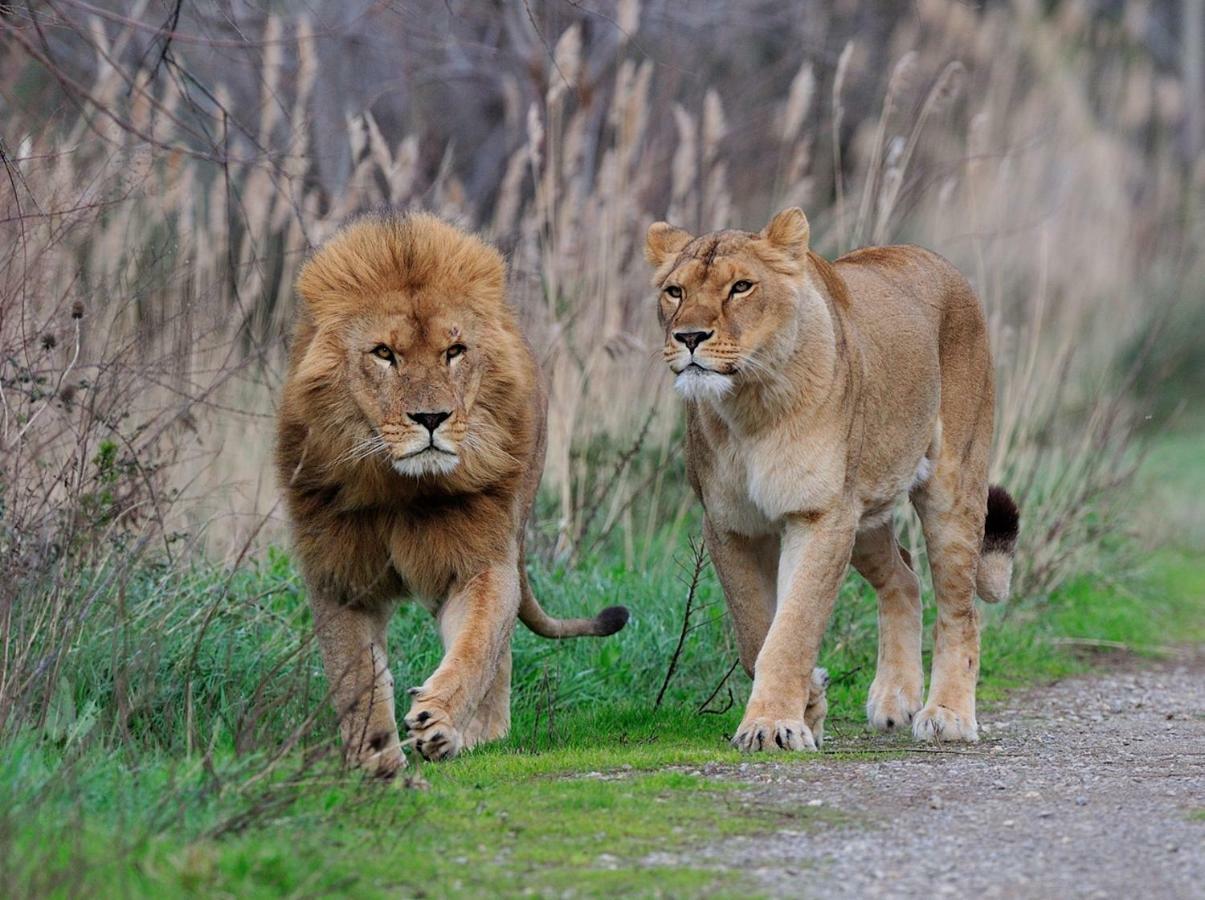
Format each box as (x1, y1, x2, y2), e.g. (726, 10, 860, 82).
(408, 411, 451, 433)
(673, 330, 713, 352)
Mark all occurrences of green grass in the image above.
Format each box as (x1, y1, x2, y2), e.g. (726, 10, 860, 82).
(3, 429, 1203, 897)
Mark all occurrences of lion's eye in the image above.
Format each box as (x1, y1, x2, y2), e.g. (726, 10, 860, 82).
(731, 280, 754, 295)
(664, 285, 683, 300)
(446, 344, 467, 363)
(371, 344, 395, 363)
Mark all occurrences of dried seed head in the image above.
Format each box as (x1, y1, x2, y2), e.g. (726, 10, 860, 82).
(71, 301, 84, 319)
(41, 333, 57, 350)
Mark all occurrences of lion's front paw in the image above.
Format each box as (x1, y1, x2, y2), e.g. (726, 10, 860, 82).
(912, 703, 978, 743)
(866, 675, 923, 732)
(346, 730, 406, 778)
(404, 700, 465, 761)
(732, 716, 817, 753)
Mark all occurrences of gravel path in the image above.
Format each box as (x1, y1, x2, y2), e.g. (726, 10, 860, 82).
(679, 654, 1205, 898)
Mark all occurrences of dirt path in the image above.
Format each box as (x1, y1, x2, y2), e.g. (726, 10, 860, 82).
(672, 654, 1205, 898)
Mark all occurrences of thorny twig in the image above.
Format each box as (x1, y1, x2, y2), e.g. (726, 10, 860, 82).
(654, 536, 708, 711)
(697, 658, 739, 716)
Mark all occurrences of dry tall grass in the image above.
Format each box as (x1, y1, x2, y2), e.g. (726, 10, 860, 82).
(2, 1, 1201, 736)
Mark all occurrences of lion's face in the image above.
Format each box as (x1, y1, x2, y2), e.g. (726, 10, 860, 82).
(343, 303, 487, 477)
(291, 213, 522, 482)
(645, 209, 815, 403)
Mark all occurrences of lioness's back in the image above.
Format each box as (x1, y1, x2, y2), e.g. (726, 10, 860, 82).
(836, 244, 983, 326)
(835, 243, 987, 365)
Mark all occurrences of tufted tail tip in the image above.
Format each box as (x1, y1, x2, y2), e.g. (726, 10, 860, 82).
(977, 485, 1019, 603)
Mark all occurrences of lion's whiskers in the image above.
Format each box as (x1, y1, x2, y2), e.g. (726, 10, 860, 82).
(335, 434, 391, 466)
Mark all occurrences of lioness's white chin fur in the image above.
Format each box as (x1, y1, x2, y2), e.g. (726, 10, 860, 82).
(674, 368, 734, 403)
(392, 451, 460, 478)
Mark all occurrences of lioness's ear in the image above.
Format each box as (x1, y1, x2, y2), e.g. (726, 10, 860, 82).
(645, 221, 693, 267)
(761, 207, 810, 258)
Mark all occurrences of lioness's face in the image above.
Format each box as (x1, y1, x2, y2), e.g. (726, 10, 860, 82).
(645, 209, 812, 403)
(344, 302, 485, 478)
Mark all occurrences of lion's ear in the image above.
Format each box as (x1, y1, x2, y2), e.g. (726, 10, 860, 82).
(645, 221, 693, 267)
(761, 207, 810, 258)
(293, 324, 345, 388)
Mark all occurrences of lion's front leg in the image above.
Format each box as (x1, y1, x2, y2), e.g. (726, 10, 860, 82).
(310, 590, 404, 778)
(405, 561, 519, 761)
(732, 513, 854, 753)
(461, 644, 512, 748)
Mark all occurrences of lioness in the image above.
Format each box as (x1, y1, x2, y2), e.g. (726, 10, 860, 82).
(277, 213, 628, 775)
(646, 208, 1019, 751)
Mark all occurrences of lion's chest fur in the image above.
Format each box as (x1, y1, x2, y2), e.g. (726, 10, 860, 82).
(386, 490, 515, 602)
(286, 470, 517, 607)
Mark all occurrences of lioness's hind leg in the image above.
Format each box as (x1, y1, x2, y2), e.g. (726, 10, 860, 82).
(852, 521, 924, 732)
(911, 462, 988, 743)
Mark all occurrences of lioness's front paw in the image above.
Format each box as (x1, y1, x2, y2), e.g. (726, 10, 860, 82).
(912, 703, 978, 743)
(732, 716, 817, 753)
(805, 668, 830, 748)
(404, 701, 464, 761)
(866, 676, 923, 732)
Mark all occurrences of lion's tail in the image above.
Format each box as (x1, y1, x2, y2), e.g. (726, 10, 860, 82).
(976, 484, 1020, 604)
(518, 567, 629, 638)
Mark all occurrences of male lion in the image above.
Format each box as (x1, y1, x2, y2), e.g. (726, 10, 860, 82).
(646, 208, 1019, 751)
(277, 213, 628, 775)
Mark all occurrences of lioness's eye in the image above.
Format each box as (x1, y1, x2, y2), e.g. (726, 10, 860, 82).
(446, 344, 467, 363)
(731, 280, 754, 295)
(664, 285, 683, 300)
(371, 344, 395, 363)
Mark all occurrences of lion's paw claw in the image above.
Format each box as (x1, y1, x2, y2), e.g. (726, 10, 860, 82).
(404, 703, 464, 761)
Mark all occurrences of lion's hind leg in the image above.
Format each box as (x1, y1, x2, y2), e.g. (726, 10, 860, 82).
(460, 644, 512, 750)
(310, 592, 405, 778)
(852, 520, 924, 733)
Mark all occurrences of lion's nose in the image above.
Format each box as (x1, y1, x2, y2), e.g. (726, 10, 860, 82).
(673, 330, 713, 352)
(408, 411, 451, 434)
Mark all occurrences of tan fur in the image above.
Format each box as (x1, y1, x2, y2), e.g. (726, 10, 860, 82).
(277, 213, 626, 775)
(647, 208, 1017, 750)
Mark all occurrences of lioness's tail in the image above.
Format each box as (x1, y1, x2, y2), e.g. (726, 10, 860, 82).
(976, 485, 1020, 604)
(518, 569, 630, 638)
